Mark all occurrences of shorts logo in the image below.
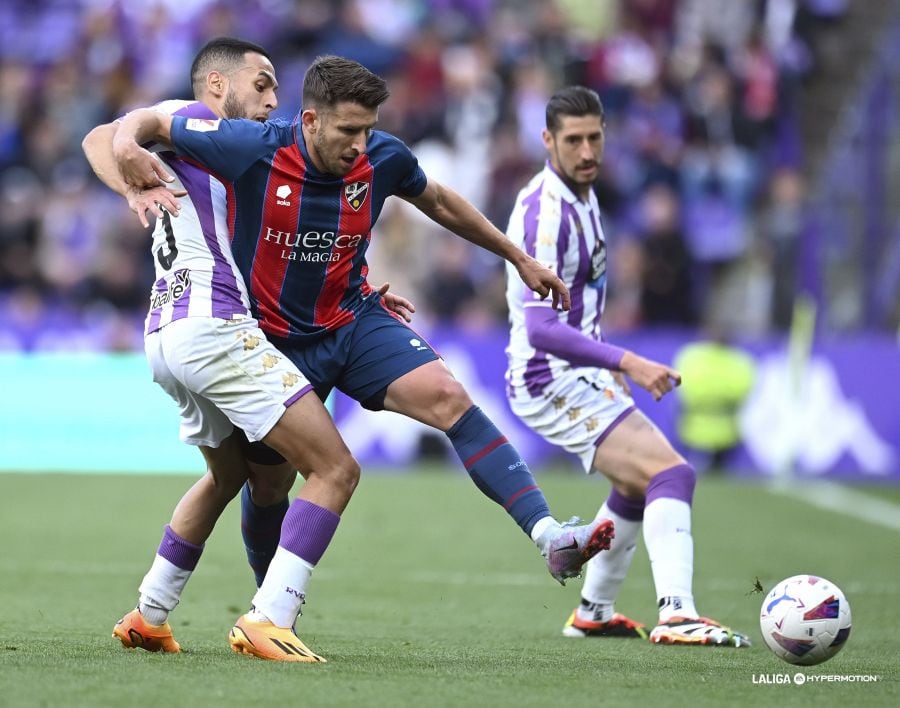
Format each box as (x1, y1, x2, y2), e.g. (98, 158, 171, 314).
(185, 118, 220, 132)
(409, 338, 429, 352)
(238, 333, 262, 351)
(345, 181, 369, 211)
(282, 371, 300, 391)
(261, 353, 280, 370)
(276, 185, 292, 207)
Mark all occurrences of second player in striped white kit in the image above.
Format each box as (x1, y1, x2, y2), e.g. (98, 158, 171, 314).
(505, 86, 750, 646)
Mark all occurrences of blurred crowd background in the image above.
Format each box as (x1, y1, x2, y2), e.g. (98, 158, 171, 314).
(1, 0, 897, 353)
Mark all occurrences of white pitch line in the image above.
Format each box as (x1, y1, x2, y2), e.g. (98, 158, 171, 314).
(769, 480, 900, 533)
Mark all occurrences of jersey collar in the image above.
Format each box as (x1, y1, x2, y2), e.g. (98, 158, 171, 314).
(543, 160, 601, 215)
(543, 160, 604, 209)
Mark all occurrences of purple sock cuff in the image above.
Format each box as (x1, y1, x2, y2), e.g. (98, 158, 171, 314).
(158, 525, 204, 571)
(279, 499, 340, 566)
(645, 464, 696, 505)
(607, 488, 645, 521)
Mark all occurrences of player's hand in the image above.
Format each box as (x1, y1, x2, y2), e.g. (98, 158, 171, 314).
(620, 351, 681, 401)
(377, 282, 415, 322)
(114, 139, 174, 190)
(517, 255, 571, 311)
(611, 370, 632, 397)
(126, 184, 186, 229)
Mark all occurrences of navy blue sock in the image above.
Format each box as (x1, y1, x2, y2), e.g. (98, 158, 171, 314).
(446, 405, 551, 536)
(240, 482, 289, 587)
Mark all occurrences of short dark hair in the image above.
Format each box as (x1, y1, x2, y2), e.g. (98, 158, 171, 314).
(190, 37, 271, 96)
(302, 55, 390, 110)
(545, 86, 604, 133)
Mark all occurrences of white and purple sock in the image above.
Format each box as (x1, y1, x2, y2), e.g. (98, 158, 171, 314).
(642, 464, 698, 622)
(251, 499, 339, 628)
(138, 525, 203, 625)
(579, 490, 643, 622)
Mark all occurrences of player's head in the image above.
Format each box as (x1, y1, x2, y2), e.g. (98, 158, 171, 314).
(300, 55, 390, 176)
(190, 37, 279, 121)
(543, 86, 605, 197)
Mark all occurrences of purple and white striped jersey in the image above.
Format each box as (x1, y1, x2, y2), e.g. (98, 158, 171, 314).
(504, 162, 608, 398)
(139, 100, 251, 335)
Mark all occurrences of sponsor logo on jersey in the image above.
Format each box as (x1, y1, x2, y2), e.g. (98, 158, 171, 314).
(537, 228, 557, 247)
(185, 118, 221, 132)
(264, 226, 365, 262)
(275, 184, 292, 206)
(149, 269, 191, 309)
(344, 181, 369, 211)
(589, 238, 606, 284)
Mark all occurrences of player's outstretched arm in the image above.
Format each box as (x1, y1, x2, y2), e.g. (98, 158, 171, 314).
(112, 109, 176, 191)
(404, 179, 571, 311)
(524, 307, 677, 399)
(83, 121, 185, 228)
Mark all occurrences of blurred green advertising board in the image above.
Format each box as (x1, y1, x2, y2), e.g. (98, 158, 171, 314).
(0, 353, 199, 474)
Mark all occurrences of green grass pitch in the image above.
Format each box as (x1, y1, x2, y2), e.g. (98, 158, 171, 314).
(0, 470, 897, 707)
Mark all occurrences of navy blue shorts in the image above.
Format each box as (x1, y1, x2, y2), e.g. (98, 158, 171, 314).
(243, 295, 439, 465)
(280, 295, 439, 409)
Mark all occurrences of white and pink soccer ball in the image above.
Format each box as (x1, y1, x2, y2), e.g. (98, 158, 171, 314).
(759, 574, 852, 666)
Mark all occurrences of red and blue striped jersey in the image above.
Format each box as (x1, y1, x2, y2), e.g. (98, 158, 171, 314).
(169, 116, 427, 342)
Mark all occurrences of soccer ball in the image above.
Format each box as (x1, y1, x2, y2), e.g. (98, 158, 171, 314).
(759, 574, 852, 666)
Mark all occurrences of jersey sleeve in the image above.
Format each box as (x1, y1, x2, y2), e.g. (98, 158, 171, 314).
(119, 100, 215, 151)
(521, 196, 570, 307)
(388, 135, 428, 197)
(170, 117, 281, 182)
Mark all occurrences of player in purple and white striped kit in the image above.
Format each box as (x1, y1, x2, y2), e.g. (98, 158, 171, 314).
(83, 38, 398, 661)
(505, 86, 750, 647)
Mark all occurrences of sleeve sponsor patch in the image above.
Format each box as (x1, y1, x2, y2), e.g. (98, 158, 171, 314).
(185, 118, 221, 132)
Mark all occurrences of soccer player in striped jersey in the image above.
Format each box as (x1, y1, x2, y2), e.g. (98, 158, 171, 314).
(113, 55, 616, 662)
(84, 38, 411, 662)
(504, 86, 750, 647)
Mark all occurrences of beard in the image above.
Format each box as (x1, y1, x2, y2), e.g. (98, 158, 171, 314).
(221, 90, 244, 120)
(313, 132, 342, 174)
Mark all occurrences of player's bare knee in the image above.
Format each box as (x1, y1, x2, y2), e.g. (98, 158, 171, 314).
(341, 456, 361, 491)
(432, 378, 472, 428)
(248, 476, 294, 506)
(328, 455, 360, 497)
(248, 462, 296, 505)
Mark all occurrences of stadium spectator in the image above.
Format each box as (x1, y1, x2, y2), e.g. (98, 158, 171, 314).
(760, 166, 806, 330)
(637, 183, 696, 325)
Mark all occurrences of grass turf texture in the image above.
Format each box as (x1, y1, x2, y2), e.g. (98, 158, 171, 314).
(0, 470, 897, 707)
